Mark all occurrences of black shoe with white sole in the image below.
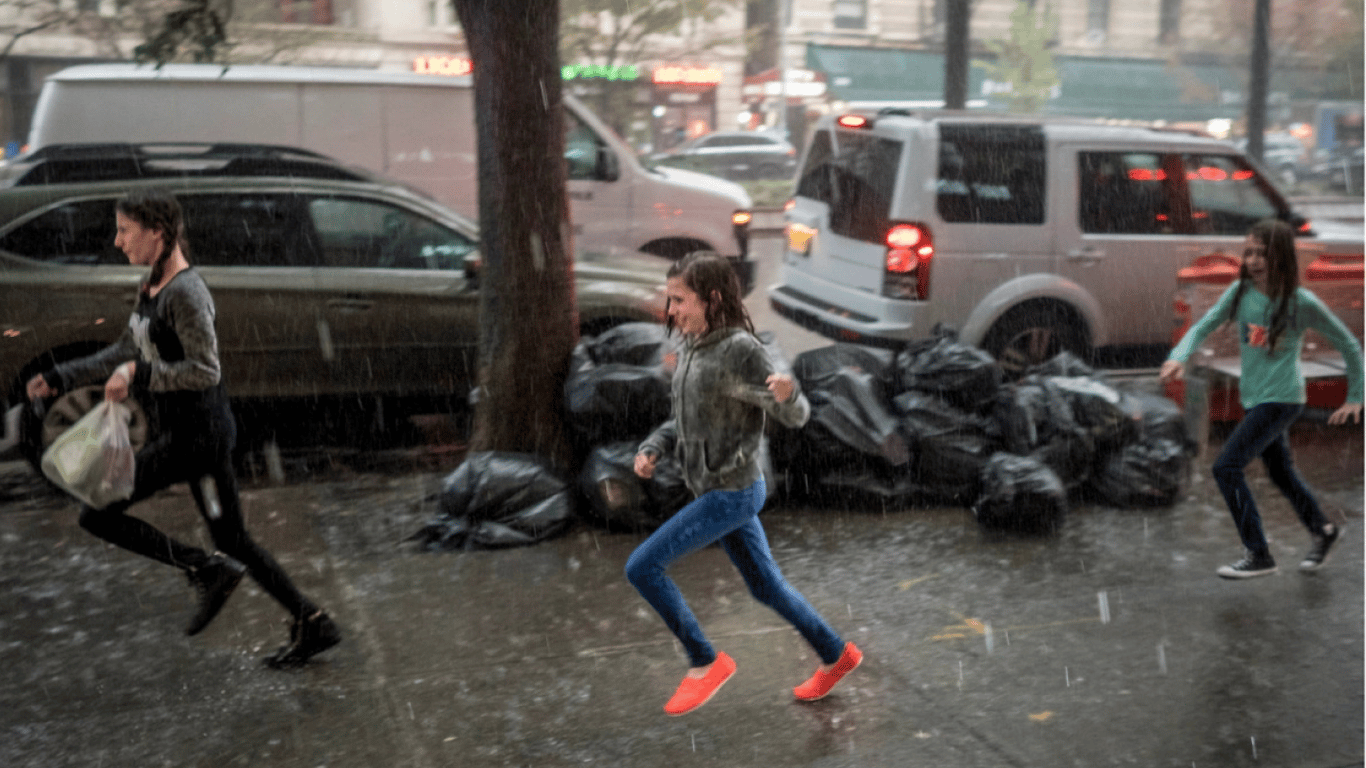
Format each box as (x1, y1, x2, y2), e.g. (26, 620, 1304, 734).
(1217, 551, 1278, 580)
(1300, 524, 1342, 571)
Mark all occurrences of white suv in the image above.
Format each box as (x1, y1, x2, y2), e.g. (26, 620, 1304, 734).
(770, 112, 1363, 373)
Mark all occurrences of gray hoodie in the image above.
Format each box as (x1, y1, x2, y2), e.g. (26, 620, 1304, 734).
(639, 327, 809, 496)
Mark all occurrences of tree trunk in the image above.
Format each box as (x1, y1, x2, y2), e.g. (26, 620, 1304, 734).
(453, 0, 578, 469)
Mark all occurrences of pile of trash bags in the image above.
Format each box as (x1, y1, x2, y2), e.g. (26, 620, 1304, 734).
(774, 337, 1195, 532)
(418, 323, 1196, 549)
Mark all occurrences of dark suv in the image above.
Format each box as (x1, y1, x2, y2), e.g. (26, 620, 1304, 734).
(0, 143, 668, 465)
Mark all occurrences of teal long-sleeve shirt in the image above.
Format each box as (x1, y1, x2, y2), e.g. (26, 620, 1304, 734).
(1168, 281, 1364, 409)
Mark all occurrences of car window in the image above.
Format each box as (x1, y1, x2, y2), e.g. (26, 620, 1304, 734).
(566, 111, 614, 181)
(308, 196, 476, 270)
(180, 194, 316, 267)
(0, 198, 122, 264)
(1078, 152, 1174, 234)
(1184, 154, 1278, 235)
(937, 124, 1046, 225)
(795, 129, 903, 243)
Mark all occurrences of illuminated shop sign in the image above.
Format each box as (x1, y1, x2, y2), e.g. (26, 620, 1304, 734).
(562, 64, 639, 81)
(653, 66, 723, 85)
(413, 56, 472, 76)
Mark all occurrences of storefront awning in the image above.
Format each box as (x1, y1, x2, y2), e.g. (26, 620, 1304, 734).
(806, 43, 1247, 123)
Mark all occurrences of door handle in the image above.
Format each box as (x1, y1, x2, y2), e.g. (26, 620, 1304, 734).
(326, 298, 374, 313)
(1066, 247, 1106, 264)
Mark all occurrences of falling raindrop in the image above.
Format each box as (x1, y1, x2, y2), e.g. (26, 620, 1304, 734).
(1251, 737, 1257, 759)
(958, 660, 964, 688)
(984, 622, 994, 654)
(1097, 591, 1110, 624)
(1064, 666, 1071, 687)
(1157, 642, 1168, 674)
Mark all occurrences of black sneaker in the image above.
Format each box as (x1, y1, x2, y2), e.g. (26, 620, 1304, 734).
(1217, 551, 1278, 580)
(186, 552, 246, 636)
(264, 610, 341, 668)
(1300, 523, 1342, 571)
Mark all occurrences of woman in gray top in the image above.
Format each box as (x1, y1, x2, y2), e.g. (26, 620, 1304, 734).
(627, 252, 861, 716)
(26, 191, 339, 667)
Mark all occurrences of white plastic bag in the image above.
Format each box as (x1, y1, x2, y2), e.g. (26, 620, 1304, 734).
(41, 400, 136, 508)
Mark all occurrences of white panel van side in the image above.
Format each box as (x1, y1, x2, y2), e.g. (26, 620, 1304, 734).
(26, 63, 750, 262)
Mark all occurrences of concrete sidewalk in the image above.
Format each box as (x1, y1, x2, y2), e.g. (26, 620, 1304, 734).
(1, 419, 1361, 768)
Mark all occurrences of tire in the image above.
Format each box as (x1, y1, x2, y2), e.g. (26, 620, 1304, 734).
(19, 385, 150, 473)
(982, 304, 1089, 378)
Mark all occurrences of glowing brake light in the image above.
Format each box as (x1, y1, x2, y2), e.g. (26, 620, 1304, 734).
(883, 223, 934, 300)
(732, 210, 752, 226)
(783, 198, 795, 212)
(836, 114, 869, 129)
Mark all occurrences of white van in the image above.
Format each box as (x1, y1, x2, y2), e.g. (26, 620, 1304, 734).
(772, 111, 1363, 373)
(26, 63, 753, 265)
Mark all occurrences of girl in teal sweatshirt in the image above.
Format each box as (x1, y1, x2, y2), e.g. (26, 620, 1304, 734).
(1160, 219, 1362, 579)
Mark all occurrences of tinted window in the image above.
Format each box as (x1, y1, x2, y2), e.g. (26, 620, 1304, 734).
(309, 197, 476, 270)
(1184, 154, 1279, 235)
(566, 111, 612, 181)
(937, 124, 1045, 224)
(1079, 152, 1174, 234)
(180, 194, 316, 267)
(0, 199, 121, 264)
(795, 129, 903, 242)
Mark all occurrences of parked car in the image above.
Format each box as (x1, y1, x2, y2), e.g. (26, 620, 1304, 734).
(770, 111, 1364, 374)
(28, 63, 754, 265)
(1235, 131, 1309, 186)
(0, 143, 669, 467)
(647, 131, 798, 181)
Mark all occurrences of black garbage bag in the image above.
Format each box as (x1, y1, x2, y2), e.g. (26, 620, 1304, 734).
(895, 392, 997, 503)
(1116, 390, 1194, 451)
(805, 368, 910, 466)
(564, 363, 672, 445)
(571, 321, 675, 370)
(973, 452, 1066, 533)
(1088, 438, 1189, 508)
(1048, 375, 1138, 452)
(1026, 350, 1096, 378)
(895, 337, 1003, 413)
(414, 452, 574, 550)
(579, 441, 691, 532)
(991, 376, 1094, 489)
(792, 343, 900, 392)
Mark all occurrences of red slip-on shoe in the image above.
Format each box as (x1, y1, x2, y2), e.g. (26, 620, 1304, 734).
(793, 642, 862, 702)
(664, 652, 736, 716)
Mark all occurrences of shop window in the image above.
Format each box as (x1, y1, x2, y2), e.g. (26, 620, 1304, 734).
(833, 0, 866, 30)
(1086, 0, 1109, 45)
(278, 0, 334, 25)
(1158, 0, 1181, 44)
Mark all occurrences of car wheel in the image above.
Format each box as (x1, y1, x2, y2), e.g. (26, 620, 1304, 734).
(983, 303, 1089, 378)
(19, 385, 150, 473)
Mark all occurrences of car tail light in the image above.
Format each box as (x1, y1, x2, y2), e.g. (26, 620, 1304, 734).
(732, 210, 753, 226)
(836, 114, 870, 129)
(783, 198, 795, 212)
(882, 222, 933, 300)
(732, 209, 751, 259)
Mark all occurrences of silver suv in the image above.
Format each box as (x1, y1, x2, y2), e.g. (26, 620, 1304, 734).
(0, 143, 668, 464)
(770, 112, 1363, 373)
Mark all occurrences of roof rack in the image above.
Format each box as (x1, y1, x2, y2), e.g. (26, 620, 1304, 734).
(2, 142, 374, 186)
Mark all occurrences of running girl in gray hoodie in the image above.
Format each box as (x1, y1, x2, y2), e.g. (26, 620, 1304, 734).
(627, 252, 861, 716)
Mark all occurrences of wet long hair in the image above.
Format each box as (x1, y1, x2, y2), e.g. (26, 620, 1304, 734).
(117, 191, 189, 292)
(1228, 218, 1298, 353)
(666, 251, 755, 337)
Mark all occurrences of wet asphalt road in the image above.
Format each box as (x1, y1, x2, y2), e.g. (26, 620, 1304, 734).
(1, 237, 1362, 768)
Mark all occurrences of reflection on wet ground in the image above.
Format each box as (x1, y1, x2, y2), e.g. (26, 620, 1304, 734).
(0, 416, 1360, 768)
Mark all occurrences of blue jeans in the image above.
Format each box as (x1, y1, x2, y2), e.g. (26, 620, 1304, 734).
(1212, 402, 1327, 558)
(625, 478, 845, 668)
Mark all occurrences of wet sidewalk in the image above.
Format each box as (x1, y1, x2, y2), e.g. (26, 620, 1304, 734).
(1, 420, 1362, 768)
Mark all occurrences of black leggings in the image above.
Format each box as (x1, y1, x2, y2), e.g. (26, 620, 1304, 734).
(77, 425, 315, 619)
